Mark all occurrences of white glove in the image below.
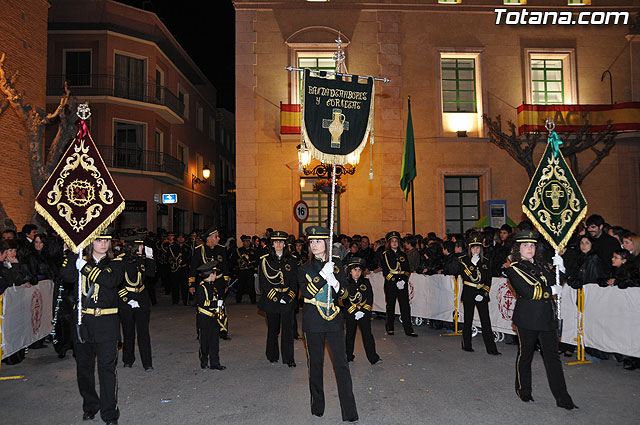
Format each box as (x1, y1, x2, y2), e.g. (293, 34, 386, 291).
(355, 311, 365, 320)
(326, 273, 340, 291)
(144, 246, 154, 259)
(475, 294, 484, 302)
(279, 298, 286, 304)
(551, 284, 563, 296)
(76, 257, 87, 271)
(254, 273, 258, 279)
(319, 261, 335, 279)
(396, 280, 405, 290)
(217, 300, 224, 307)
(552, 253, 566, 274)
(471, 254, 480, 266)
(127, 299, 140, 309)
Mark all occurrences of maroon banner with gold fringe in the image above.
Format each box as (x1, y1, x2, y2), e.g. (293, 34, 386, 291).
(35, 118, 125, 252)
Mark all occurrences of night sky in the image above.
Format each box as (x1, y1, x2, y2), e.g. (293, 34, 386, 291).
(115, 0, 236, 111)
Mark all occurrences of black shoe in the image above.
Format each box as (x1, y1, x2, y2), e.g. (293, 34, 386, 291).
(269, 360, 278, 364)
(519, 394, 534, 402)
(371, 358, 382, 365)
(406, 332, 418, 337)
(145, 366, 154, 372)
(287, 361, 296, 367)
(123, 363, 132, 368)
(488, 351, 502, 356)
(347, 356, 355, 362)
(201, 363, 208, 370)
(82, 411, 96, 421)
(557, 400, 578, 410)
(105, 421, 118, 425)
(220, 334, 232, 340)
(210, 364, 226, 370)
(462, 347, 474, 352)
(386, 330, 394, 335)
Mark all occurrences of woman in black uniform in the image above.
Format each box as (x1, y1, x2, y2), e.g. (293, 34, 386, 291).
(60, 228, 124, 425)
(458, 235, 500, 355)
(503, 231, 577, 410)
(257, 230, 298, 366)
(297, 226, 358, 422)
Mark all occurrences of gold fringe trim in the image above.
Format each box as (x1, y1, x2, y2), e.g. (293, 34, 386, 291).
(521, 144, 588, 253)
(34, 130, 126, 253)
(300, 72, 375, 166)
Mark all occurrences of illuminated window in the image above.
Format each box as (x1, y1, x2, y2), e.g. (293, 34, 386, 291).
(296, 54, 336, 103)
(444, 176, 479, 234)
(525, 49, 576, 105)
(504, 0, 526, 4)
(441, 58, 477, 113)
(568, 0, 590, 5)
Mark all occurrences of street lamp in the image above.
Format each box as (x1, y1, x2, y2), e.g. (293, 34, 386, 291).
(192, 165, 210, 186)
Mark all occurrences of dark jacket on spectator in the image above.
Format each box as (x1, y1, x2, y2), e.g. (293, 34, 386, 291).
(564, 247, 607, 288)
(611, 261, 640, 289)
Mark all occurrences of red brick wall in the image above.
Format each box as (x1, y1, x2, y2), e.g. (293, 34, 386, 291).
(0, 0, 49, 228)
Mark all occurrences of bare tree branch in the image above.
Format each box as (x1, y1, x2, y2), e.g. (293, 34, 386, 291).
(483, 114, 618, 185)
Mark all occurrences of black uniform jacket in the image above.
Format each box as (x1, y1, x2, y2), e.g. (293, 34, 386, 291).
(189, 244, 229, 287)
(378, 249, 411, 283)
(232, 246, 258, 272)
(167, 242, 190, 273)
(196, 277, 225, 322)
(458, 254, 492, 299)
(257, 253, 298, 314)
(297, 256, 349, 333)
(503, 260, 556, 331)
(60, 252, 125, 342)
(343, 276, 373, 317)
(118, 254, 156, 308)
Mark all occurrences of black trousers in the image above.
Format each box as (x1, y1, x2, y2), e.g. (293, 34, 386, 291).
(515, 326, 573, 404)
(199, 315, 221, 367)
(462, 295, 498, 353)
(120, 305, 152, 368)
(170, 269, 189, 305)
(265, 310, 294, 363)
(345, 314, 380, 364)
(304, 330, 358, 421)
(383, 281, 414, 335)
(236, 269, 256, 303)
(73, 339, 119, 422)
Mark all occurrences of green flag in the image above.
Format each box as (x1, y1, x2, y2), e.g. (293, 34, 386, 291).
(400, 99, 416, 200)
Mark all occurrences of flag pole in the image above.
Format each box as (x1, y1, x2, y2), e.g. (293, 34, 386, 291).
(411, 180, 415, 235)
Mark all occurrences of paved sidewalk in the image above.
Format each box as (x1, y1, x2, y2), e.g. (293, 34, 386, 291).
(2, 293, 639, 425)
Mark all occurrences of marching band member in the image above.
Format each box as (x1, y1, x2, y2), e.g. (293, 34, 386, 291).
(458, 235, 501, 355)
(257, 230, 298, 366)
(118, 235, 156, 370)
(343, 257, 380, 365)
(503, 231, 577, 410)
(377, 231, 417, 337)
(60, 227, 123, 425)
(297, 226, 358, 422)
(195, 260, 226, 370)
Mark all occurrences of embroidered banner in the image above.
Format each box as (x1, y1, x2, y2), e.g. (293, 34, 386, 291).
(302, 69, 374, 165)
(522, 142, 587, 251)
(35, 117, 125, 252)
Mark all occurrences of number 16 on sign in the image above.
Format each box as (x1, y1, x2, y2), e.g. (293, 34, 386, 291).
(294, 200, 309, 223)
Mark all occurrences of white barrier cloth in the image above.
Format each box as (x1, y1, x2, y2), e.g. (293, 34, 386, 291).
(561, 285, 640, 358)
(1, 280, 54, 359)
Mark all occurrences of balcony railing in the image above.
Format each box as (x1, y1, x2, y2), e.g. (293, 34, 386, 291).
(47, 74, 185, 118)
(97, 145, 185, 181)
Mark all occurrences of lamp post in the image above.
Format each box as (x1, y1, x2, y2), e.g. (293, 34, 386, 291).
(191, 165, 210, 231)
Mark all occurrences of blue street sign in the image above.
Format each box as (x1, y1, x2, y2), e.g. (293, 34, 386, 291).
(162, 193, 177, 204)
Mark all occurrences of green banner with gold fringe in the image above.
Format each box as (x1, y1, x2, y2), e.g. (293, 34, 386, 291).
(522, 135, 587, 252)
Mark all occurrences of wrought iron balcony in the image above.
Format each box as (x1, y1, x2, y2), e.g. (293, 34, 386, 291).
(47, 74, 185, 118)
(97, 145, 185, 182)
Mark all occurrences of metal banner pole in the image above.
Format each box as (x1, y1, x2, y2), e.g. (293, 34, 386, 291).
(442, 276, 462, 336)
(327, 164, 337, 310)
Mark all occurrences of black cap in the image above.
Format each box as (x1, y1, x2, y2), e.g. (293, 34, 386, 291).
(346, 257, 365, 270)
(123, 235, 144, 244)
(270, 230, 288, 241)
(240, 235, 251, 242)
(305, 226, 330, 239)
(96, 226, 114, 240)
(205, 227, 219, 238)
(197, 260, 220, 276)
(514, 230, 539, 243)
(385, 231, 401, 242)
(468, 235, 482, 246)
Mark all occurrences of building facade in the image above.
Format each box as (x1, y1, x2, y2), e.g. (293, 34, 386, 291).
(235, 0, 640, 239)
(0, 0, 49, 228)
(47, 0, 234, 235)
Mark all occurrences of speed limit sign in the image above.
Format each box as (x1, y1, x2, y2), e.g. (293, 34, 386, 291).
(293, 200, 309, 223)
